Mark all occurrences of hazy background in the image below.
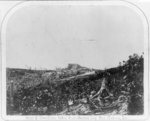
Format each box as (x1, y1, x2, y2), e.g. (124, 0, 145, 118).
(6, 5, 144, 70)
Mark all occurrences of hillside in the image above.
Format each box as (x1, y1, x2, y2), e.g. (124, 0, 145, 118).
(7, 53, 144, 115)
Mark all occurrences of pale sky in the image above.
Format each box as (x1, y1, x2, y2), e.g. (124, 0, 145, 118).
(6, 5, 144, 70)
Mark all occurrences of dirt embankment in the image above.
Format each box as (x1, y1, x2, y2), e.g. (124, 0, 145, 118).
(7, 53, 144, 115)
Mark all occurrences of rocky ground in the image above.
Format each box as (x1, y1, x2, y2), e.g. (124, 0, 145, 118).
(7, 53, 144, 115)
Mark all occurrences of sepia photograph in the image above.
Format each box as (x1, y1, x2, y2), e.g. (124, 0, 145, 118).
(0, 1, 149, 119)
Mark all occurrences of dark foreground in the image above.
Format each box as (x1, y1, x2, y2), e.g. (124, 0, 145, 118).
(7, 53, 144, 115)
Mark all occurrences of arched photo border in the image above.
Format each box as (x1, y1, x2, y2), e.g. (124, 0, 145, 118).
(1, 1, 149, 121)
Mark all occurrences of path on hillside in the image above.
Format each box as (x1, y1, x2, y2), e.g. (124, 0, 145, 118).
(60, 71, 96, 81)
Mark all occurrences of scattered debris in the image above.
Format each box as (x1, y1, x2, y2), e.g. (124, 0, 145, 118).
(7, 53, 144, 115)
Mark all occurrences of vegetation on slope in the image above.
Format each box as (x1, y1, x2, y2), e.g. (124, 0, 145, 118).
(7, 53, 144, 115)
